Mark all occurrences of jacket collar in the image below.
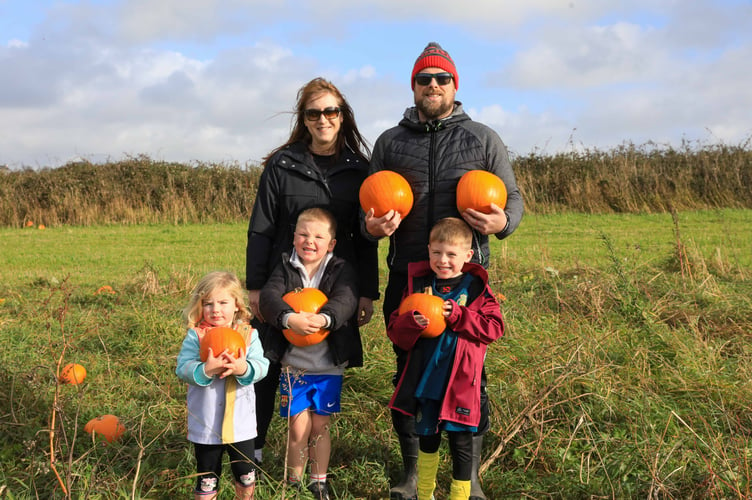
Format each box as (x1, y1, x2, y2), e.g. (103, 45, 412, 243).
(278, 141, 364, 171)
(400, 101, 469, 132)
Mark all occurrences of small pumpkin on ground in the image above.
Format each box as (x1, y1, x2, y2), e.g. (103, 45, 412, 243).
(84, 414, 126, 443)
(60, 363, 87, 385)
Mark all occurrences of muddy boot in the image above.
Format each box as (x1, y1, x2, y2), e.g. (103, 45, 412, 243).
(469, 434, 487, 500)
(390, 435, 419, 500)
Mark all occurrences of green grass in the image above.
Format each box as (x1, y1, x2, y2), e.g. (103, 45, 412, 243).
(1, 210, 751, 498)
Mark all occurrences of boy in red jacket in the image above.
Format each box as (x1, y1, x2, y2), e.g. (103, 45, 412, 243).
(388, 217, 504, 500)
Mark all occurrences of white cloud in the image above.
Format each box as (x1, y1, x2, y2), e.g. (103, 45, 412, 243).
(1, 0, 749, 168)
(506, 21, 667, 89)
(7, 38, 28, 48)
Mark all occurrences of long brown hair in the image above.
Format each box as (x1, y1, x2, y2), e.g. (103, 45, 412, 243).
(263, 77, 371, 165)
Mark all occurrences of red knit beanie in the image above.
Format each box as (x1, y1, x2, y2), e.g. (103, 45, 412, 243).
(411, 42, 458, 90)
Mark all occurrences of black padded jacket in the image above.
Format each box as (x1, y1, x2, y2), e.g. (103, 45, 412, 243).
(246, 141, 379, 299)
(368, 102, 524, 273)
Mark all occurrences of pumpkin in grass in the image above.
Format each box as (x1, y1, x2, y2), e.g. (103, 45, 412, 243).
(60, 363, 87, 385)
(359, 170, 414, 218)
(199, 326, 246, 362)
(282, 288, 330, 347)
(84, 414, 125, 443)
(398, 293, 447, 338)
(456, 170, 507, 214)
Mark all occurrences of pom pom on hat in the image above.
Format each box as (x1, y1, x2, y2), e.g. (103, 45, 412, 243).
(411, 42, 458, 90)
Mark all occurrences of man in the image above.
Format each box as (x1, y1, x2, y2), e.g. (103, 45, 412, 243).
(365, 42, 524, 500)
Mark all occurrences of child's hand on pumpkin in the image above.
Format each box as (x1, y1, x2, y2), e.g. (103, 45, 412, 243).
(288, 312, 326, 335)
(217, 349, 248, 379)
(203, 348, 228, 377)
(442, 300, 454, 317)
(413, 312, 429, 328)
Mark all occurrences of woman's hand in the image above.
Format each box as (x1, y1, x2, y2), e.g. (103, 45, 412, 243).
(357, 297, 374, 326)
(248, 289, 264, 322)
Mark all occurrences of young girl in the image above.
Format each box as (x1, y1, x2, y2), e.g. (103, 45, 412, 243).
(176, 271, 270, 500)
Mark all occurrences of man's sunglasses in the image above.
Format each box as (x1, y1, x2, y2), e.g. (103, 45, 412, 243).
(414, 72, 454, 86)
(304, 107, 341, 121)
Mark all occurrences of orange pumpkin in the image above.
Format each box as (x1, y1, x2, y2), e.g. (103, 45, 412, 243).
(199, 326, 246, 361)
(398, 293, 446, 338)
(359, 170, 414, 218)
(282, 288, 330, 347)
(456, 170, 507, 214)
(60, 363, 87, 385)
(84, 414, 125, 443)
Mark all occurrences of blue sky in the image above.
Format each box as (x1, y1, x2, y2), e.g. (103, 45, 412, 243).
(1, 0, 750, 168)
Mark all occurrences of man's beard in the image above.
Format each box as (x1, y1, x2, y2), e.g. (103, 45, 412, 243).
(416, 96, 453, 121)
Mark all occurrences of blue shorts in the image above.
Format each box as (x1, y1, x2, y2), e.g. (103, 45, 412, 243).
(279, 372, 342, 417)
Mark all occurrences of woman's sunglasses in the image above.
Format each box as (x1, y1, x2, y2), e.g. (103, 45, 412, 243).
(304, 107, 341, 121)
(414, 72, 454, 86)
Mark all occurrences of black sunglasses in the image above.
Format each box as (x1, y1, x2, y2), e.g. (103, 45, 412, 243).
(304, 107, 341, 121)
(414, 72, 454, 86)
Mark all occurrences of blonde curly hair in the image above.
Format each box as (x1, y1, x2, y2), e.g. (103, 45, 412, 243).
(182, 271, 251, 328)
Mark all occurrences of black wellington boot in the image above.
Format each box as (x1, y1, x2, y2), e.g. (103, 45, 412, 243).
(390, 435, 419, 500)
(469, 434, 487, 500)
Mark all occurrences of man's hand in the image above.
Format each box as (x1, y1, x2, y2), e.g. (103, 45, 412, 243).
(365, 208, 402, 238)
(461, 204, 508, 235)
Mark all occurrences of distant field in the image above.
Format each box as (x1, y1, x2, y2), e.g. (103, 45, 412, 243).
(2, 209, 749, 284)
(0, 210, 750, 498)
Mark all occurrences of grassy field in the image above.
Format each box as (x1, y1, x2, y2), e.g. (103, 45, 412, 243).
(1, 210, 751, 499)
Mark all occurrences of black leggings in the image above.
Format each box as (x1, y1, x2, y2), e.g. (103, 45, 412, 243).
(419, 431, 473, 480)
(193, 439, 256, 493)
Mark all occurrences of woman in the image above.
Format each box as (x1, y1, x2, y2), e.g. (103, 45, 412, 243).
(244, 77, 378, 488)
